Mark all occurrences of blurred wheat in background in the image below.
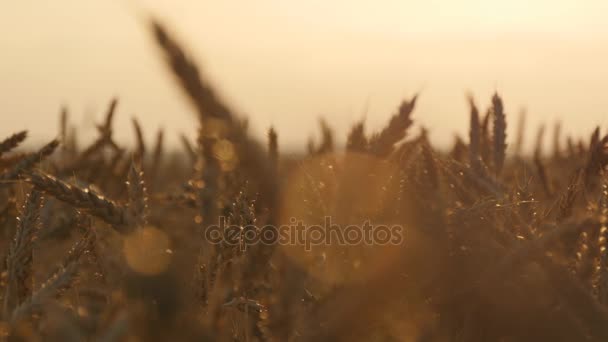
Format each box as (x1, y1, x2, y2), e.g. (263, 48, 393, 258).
(1, 8, 608, 342)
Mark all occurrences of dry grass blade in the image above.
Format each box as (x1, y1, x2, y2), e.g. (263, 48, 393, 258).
(3, 191, 43, 317)
(369, 96, 417, 157)
(27, 171, 126, 229)
(0, 131, 27, 157)
(492, 92, 507, 176)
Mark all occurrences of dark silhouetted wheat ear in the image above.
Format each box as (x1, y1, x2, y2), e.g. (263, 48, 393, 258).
(369, 95, 417, 157)
(150, 18, 277, 217)
(346, 121, 368, 153)
(0, 139, 59, 185)
(468, 95, 483, 174)
(316, 118, 334, 154)
(132, 117, 146, 163)
(151, 20, 233, 123)
(0, 131, 27, 157)
(492, 92, 507, 176)
(150, 128, 164, 187)
(268, 127, 278, 168)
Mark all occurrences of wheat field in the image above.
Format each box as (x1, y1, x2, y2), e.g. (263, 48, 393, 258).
(1, 18, 608, 341)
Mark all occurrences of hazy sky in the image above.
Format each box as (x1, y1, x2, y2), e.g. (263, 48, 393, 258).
(2, 0, 608, 152)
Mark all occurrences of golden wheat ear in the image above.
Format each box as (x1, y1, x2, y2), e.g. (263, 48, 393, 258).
(27, 171, 127, 230)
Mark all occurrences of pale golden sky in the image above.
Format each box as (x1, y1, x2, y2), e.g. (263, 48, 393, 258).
(2, 0, 608, 151)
